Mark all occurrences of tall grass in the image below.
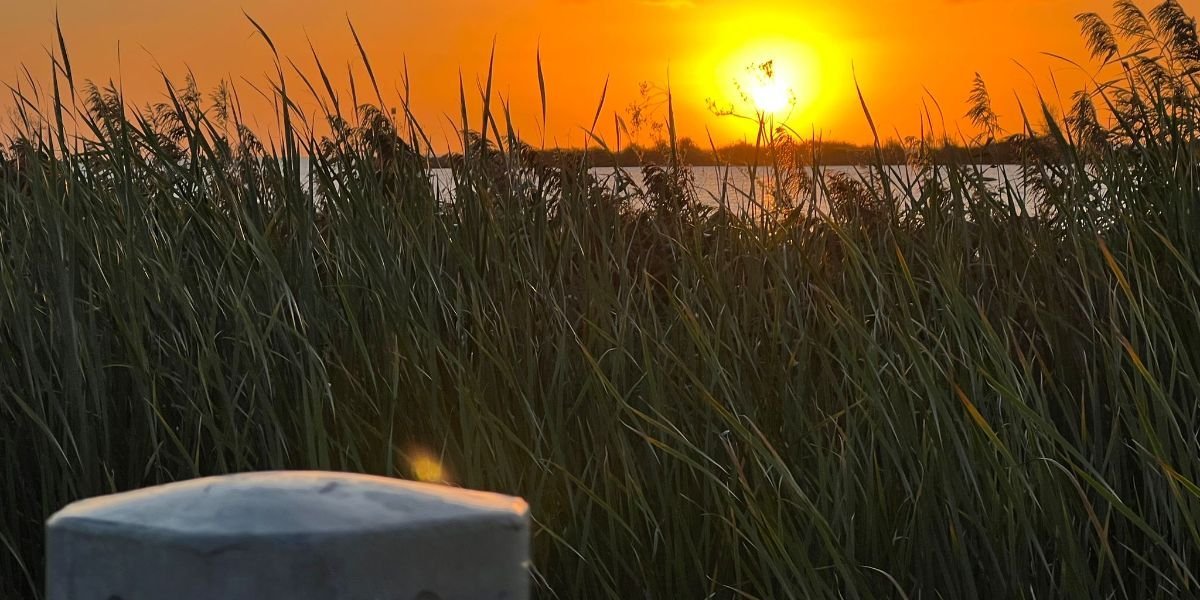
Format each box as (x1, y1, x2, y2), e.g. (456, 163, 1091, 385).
(3, 2, 1200, 597)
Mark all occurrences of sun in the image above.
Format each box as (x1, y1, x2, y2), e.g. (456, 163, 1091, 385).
(747, 63, 792, 115)
(703, 39, 822, 125)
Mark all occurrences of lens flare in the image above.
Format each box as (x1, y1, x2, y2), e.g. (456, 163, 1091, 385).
(405, 447, 454, 485)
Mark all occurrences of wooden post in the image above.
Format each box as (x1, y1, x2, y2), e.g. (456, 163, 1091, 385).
(45, 471, 530, 599)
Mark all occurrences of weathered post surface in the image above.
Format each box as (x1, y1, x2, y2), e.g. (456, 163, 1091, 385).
(45, 471, 530, 599)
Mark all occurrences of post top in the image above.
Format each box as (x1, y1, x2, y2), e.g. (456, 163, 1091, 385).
(48, 471, 528, 539)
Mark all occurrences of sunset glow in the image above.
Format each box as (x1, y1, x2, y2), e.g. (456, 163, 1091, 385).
(0, 1, 1098, 147)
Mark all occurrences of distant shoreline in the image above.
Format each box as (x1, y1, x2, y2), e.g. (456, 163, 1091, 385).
(430, 135, 1036, 168)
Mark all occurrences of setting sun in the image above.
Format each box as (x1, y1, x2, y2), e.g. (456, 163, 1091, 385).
(747, 61, 793, 115)
(695, 32, 828, 137)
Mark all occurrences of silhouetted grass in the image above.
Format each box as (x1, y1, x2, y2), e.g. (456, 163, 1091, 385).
(2, 2, 1200, 598)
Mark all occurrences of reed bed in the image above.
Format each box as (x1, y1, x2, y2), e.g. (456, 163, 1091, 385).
(3, 2, 1200, 598)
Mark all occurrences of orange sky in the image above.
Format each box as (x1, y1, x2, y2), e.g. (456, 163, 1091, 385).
(0, 1, 1183, 149)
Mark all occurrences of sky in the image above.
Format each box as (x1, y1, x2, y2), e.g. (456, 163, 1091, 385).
(0, 1, 1185, 149)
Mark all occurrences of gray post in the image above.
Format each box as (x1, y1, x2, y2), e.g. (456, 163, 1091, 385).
(45, 471, 530, 599)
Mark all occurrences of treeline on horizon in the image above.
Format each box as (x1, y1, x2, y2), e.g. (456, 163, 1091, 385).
(435, 135, 1038, 167)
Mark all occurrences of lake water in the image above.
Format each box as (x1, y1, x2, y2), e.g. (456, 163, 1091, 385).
(422, 164, 1033, 214)
(299, 160, 1033, 214)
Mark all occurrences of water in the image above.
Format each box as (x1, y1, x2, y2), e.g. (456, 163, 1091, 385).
(422, 164, 1033, 214)
(298, 160, 1033, 214)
